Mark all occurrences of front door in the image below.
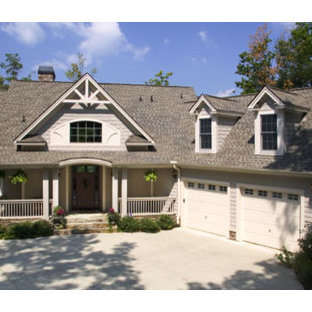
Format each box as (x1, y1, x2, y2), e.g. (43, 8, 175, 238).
(71, 165, 100, 210)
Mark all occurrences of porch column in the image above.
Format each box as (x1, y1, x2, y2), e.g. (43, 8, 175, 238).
(101, 166, 106, 212)
(65, 166, 70, 213)
(112, 168, 119, 212)
(52, 168, 59, 208)
(42, 169, 49, 219)
(121, 168, 128, 217)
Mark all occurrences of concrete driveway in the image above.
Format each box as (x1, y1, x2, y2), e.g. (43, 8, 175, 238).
(0, 228, 302, 290)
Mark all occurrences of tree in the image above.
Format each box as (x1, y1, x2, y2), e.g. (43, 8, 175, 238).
(0, 53, 23, 88)
(65, 53, 97, 82)
(275, 23, 312, 89)
(235, 24, 276, 94)
(145, 70, 173, 86)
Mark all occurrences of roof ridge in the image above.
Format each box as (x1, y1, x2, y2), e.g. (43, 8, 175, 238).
(267, 85, 299, 95)
(10, 79, 193, 89)
(204, 94, 237, 102)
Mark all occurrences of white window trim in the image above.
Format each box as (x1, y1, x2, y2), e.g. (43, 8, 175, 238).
(255, 108, 285, 156)
(195, 115, 217, 153)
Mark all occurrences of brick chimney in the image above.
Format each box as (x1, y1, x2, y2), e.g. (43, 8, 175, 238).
(38, 66, 55, 81)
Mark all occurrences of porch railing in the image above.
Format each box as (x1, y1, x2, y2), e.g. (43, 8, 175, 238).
(118, 197, 176, 216)
(0, 199, 44, 219)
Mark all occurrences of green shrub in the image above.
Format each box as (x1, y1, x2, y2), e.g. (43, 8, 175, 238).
(0, 223, 7, 239)
(6, 221, 34, 239)
(294, 253, 312, 290)
(298, 231, 312, 258)
(157, 215, 177, 230)
(276, 247, 296, 268)
(5, 220, 53, 239)
(32, 220, 54, 237)
(119, 216, 140, 232)
(139, 218, 160, 233)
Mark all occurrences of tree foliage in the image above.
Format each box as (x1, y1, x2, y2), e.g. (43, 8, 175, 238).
(145, 70, 173, 86)
(0, 53, 32, 89)
(65, 53, 97, 82)
(235, 24, 276, 94)
(275, 22, 312, 89)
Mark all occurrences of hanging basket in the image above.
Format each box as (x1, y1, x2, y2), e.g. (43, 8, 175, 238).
(9, 170, 29, 185)
(144, 169, 157, 182)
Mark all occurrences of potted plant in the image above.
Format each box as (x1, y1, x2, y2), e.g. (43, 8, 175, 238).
(9, 170, 28, 185)
(107, 208, 120, 226)
(52, 206, 67, 228)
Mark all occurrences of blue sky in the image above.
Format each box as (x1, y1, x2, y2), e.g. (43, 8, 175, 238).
(0, 22, 294, 96)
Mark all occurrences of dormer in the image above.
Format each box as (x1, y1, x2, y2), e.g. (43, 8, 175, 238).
(248, 86, 309, 156)
(190, 94, 244, 153)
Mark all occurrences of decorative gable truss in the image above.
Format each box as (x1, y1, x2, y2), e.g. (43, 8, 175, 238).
(14, 74, 155, 147)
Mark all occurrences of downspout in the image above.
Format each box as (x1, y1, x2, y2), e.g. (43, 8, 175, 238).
(172, 163, 181, 225)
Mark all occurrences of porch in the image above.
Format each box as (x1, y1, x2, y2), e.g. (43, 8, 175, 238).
(0, 163, 179, 220)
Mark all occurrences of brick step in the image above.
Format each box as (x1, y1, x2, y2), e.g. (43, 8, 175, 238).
(66, 222, 110, 229)
(54, 226, 117, 236)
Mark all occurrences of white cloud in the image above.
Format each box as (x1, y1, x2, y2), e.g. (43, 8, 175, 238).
(163, 38, 170, 45)
(198, 31, 207, 42)
(1, 23, 44, 45)
(191, 57, 207, 64)
(49, 22, 150, 61)
(216, 88, 236, 97)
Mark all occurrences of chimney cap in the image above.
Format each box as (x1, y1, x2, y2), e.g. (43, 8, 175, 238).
(38, 66, 55, 79)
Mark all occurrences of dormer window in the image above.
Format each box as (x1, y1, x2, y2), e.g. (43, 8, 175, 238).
(70, 121, 102, 143)
(200, 118, 212, 149)
(261, 114, 277, 150)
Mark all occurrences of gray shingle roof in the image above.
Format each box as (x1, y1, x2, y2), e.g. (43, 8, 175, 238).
(0, 79, 312, 174)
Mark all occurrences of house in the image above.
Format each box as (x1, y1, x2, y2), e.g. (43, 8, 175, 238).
(0, 65, 312, 251)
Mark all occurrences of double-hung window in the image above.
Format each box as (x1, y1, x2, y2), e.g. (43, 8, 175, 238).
(261, 114, 277, 150)
(200, 118, 212, 149)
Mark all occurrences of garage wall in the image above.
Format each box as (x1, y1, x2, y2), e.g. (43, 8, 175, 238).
(182, 168, 312, 230)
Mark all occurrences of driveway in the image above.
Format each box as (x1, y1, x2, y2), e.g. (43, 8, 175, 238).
(0, 228, 302, 290)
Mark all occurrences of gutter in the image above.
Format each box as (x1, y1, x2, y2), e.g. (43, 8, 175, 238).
(171, 160, 181, 225)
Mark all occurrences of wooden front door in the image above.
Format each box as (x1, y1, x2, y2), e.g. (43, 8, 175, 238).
(71, 165, 100, 210)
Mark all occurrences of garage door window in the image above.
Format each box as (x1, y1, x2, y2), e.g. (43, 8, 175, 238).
(198, 183, 205, 189)
(187, 182, 195, 188)
(219, 186, 227, 192)
(273, 192, 282, 199)
(244, 188, 253, 195)
(258, 190, 268, 197)
(288, 193, 299, 201)
(208, 184, 216, 191)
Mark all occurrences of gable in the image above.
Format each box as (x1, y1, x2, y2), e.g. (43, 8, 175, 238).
(14, 74, 155, 145)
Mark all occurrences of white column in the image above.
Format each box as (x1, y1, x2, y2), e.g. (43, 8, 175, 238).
(52, 168, 59, 208)
(42, 170, 49, 219)
(121, 168, 128, 217)
(112, 168, 119, 212)
(101, 166, 106, 212)
(65, 166, 70, 213)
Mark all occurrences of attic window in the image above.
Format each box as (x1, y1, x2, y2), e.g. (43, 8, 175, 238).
(261, 114, 277, 150)
(200, 118, 212, 149)
(70, 121, 102, 143)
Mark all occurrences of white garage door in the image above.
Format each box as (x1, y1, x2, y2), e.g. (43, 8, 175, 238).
(185, 181, 230, 237)
(241, 187, 301, 251)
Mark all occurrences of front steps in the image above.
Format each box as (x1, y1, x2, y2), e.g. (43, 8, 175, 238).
(54, 213, 117, 235)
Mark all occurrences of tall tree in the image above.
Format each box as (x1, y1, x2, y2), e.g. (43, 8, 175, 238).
(275, 22, 312, 89)
(145, 70, 173, 86)
(65, 53, 97, 82)
(0, 53, 23, 86)
(235, 24, 276, 94)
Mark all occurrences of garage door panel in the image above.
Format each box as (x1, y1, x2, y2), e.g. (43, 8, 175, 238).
(185, 182, 229, 237)
(241, 187, 301, 251)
